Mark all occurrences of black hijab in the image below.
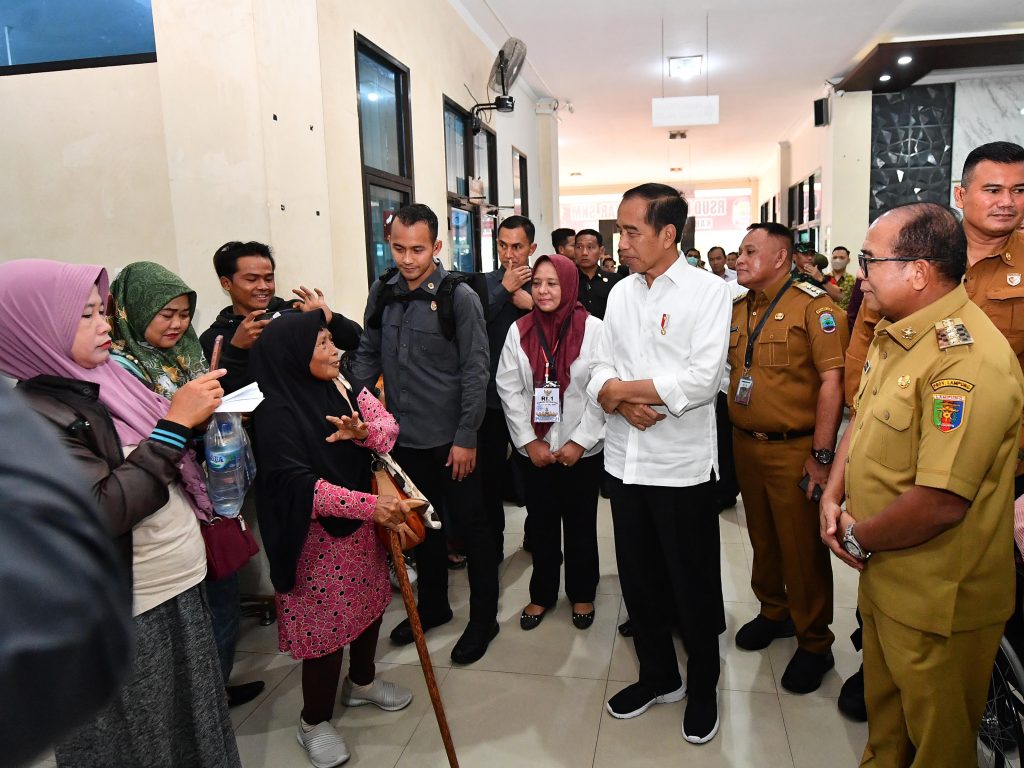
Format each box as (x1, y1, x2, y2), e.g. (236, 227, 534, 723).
(251, 311, 372, 593)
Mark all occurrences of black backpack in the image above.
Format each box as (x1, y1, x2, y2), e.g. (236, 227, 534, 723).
(366, 266, 489, 341)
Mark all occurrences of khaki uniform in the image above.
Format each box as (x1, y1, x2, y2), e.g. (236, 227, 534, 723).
(727, 272, 849, 653)
(846, 231, 1024, 472)
(849, 284, 1023, 766)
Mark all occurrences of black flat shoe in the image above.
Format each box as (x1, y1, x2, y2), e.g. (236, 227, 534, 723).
(226, 680, 265, 708)
(520, 608, 547, 631)
(618, 619, 634, 637)
(451, 621, 500, 664)
(572, 609, 595, 630)
(389, 609, 453, 646)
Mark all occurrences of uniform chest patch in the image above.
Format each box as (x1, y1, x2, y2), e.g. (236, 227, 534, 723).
(819, 311, 837, 333)
(932, 394, 966, 432)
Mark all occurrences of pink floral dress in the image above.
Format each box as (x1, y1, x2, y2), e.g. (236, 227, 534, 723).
(276, 389, 399, 659)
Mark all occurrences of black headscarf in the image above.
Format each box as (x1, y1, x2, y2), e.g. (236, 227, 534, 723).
(251, 311, 372, 593)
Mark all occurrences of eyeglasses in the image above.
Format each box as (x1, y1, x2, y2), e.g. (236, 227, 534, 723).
(857, 253, 925, 277)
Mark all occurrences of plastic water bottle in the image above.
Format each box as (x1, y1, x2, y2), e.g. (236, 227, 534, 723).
(205, 415, 245, 518)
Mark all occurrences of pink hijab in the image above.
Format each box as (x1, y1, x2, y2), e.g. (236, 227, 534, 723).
(0, 259, 213, 516)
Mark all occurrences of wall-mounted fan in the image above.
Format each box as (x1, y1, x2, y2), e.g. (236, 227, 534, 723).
(472, 37, 527, 133)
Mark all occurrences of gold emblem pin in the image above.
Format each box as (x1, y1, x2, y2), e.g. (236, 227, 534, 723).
(897, 375, 911, 389)
(427, 282, 435, 290)
(900, 327, 916, 340)
(774, 312, 784, 321)
(430, 300, 438, 312)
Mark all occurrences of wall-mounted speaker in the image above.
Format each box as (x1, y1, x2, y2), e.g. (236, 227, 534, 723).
(814, 97, 830, 127)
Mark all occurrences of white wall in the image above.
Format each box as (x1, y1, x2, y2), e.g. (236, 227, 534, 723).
(825, 91, 872, 254)
(0, 0, 553, 330)
(952, 75, 1024, 183)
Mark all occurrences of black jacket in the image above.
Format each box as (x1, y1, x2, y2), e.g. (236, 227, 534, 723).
(0, 385, 134, 765)
(17, 375, 191, 581)
(199, 297, 363, 394)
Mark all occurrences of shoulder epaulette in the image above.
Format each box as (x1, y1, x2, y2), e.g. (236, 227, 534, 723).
(934, 317, 974, 349)
(792, 281, 826, 298)
(732, 289, 749, 304)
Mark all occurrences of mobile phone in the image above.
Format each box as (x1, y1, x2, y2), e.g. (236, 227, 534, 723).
(209, 335, 224, 370)
(798, 473, 824, 503)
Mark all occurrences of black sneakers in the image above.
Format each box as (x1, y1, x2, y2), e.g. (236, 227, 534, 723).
(734, 615, 796, 651)
(682, 691, 720, 744)
(606, 681, 686, 719)
(781, 648, 835, 694)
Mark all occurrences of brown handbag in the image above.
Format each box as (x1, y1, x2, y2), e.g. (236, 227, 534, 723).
(201, 515, 260, 581)
(371, 461, 426, 551)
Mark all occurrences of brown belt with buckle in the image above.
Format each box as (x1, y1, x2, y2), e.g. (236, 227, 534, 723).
(738, 428, 815, 442)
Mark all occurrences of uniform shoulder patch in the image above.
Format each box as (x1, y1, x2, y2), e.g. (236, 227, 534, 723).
(932, 394, 966, 432)
(934, 317, 974, 350)
(930, 378, 975, 392)
(792, 281, 826, 298)
(732, 289, 749, 304)
(819, 310, 837, 333)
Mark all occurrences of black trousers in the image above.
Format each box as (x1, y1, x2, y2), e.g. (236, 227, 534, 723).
(517, 451, 602, 607)
(609, 476, 725, 698)
(714, 392, 739, 500)
(391, 444, 497, 625)
(478, 407, 511, 558)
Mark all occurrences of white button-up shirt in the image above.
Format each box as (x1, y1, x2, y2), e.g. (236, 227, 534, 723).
(588, 255, 731, 487)
(496, 315, 606, 457)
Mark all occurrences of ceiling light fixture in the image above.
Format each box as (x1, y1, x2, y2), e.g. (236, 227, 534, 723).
(879, 74, 892, 82)
(1019, 106, 1024, 115)
(669, 130, 687, 140)
(668, 55, 702, 80)
(897, 55, 913, 65)
(670, 167, 682, 172)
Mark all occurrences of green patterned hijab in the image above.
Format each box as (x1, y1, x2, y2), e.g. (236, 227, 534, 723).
(109, 261, 208, 398)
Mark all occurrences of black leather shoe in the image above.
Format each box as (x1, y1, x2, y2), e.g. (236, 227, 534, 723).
(226, 680, 265, 708)
(618, 619, 634, 637)
(572, 609, 595, 630)
(735, 615, 796, 651)
(838, 664, 867, 721)
(520, 607, 547, 630)
(451, 621, 499, 664)
(781, 648, 835, 694)
(389, 609, 453, 646)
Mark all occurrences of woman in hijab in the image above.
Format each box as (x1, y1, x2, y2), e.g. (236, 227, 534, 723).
(0, 259, 240, 768)
(251, 311, 412, 768)
(108, 260, 264, 708)
(496, 253, 606, 631)
(108, 260, 207, 396)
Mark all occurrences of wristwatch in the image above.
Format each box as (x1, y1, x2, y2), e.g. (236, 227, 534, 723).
(811, 447, 834, 465)
(842, 524, 871, 561)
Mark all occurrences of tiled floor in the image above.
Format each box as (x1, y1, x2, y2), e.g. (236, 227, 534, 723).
(27, 496, 868, 768)
(223, 497, 869, 768)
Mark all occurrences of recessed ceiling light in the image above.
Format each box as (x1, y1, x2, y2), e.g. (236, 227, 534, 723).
(879, 74, 892, 82)
(897, 55, 913, 65)
(570, 172, 582, 177)
(1019, 106, 1024, 115)
(668, 55, 702, 80)
(669, 167, 682, 172)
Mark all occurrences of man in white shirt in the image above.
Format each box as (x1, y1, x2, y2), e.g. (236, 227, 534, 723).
(589, 183, 731, 746)
(708, 245, 737, 281)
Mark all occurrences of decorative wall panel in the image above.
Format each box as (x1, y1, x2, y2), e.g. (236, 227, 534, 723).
(869, 84, 955, 222)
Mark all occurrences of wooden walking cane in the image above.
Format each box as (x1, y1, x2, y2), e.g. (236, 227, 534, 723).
(386, 530, 460, 768)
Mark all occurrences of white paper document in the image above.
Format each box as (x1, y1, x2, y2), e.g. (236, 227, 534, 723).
(215, 382, 264, 413)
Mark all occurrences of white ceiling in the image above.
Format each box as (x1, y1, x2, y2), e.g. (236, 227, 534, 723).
(454, 0, 1024, 190)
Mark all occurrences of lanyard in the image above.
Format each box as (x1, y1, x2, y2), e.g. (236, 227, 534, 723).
(744, 277, 792, 371)
(536, 316, 571, 383)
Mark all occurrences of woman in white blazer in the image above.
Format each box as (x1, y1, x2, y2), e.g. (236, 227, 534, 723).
(496, 253, 606, 631)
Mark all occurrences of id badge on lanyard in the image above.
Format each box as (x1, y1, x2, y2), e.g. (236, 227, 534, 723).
(734, 375, 753, 406)
(534, 380, 561, 423)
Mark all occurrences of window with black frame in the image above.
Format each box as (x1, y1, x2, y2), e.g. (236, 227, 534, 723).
(0, 0, 156, 75)
(355, 35, 414, 284)
(443, 99, 498, 272)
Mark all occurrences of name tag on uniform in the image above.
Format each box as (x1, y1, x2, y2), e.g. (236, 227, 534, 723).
(735, 375, 753, 406)
(534, 383, 561, 423)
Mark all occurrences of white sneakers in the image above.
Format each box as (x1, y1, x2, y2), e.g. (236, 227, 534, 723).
(297, 678, 412, 767)
(297, 719, 350, 768)
(340, 676, 414, 711)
